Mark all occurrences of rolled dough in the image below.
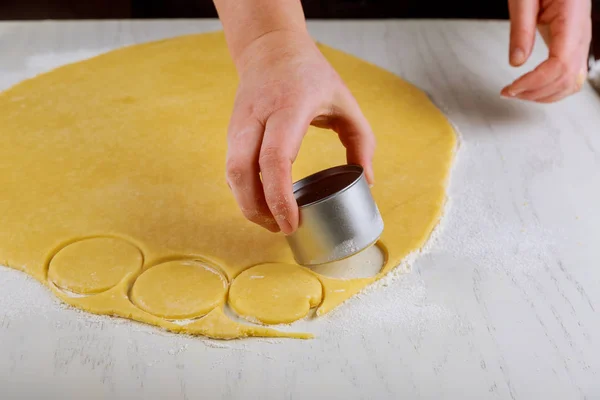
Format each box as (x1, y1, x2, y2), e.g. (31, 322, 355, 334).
(229, 263, 322, 325)
(130, 259, 228, 320)
(0, 31, 456, 339)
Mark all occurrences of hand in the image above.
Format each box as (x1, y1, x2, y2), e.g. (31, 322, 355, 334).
(502, 0, 592, 103)
(225, 30, 375, 234)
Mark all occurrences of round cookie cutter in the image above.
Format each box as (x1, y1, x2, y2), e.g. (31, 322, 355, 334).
(286, 164, 384, 266)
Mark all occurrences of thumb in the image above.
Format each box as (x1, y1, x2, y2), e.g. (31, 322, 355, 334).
(508, 0, 540, 66)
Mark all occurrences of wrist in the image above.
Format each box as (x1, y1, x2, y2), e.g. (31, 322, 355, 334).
(233, 28, 314, 74)
(214, 0, 309, 71)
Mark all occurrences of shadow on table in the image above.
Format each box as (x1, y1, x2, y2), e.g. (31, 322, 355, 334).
(424, 78, 546, 135)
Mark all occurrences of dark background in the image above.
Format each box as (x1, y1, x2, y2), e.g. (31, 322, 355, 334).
(0, 0, 511, 19)
(0, 0, 598, 60)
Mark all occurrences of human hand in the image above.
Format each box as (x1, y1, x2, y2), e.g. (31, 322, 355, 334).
(225, 30, 375, 235)
(501, 0, 592, 103)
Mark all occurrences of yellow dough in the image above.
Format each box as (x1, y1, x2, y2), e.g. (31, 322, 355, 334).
(0, 31, 456, 339)
(48, 237, 143, 294)
(131, 259, 228, 320)
(229, 263, 322, 324)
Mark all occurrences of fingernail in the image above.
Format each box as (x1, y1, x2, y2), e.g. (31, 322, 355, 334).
(275, 215, 293, 235)
(366, 167, 375, 186)
(367, 175, 374, 188)
(510, 88, 526, 97)
(501, 86, 524, 97)
(500, 87, 513, 98)
(511, 48, 526, 66)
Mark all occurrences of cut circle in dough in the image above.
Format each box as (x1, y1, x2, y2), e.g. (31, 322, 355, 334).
(130, 259, 228, 320)
(47, 237, 143, 295)
(228, 263, 323, 325)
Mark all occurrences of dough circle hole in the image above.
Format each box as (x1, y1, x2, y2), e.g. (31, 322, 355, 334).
(228, 263, 323, 325)
(47, 237, 143, 295)
(130, 259, 228, 320)
(309, 243, 386, 279)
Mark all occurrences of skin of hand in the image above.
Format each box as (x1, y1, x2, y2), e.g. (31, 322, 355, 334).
(214, 0, 375, 235)
(224, 31, 375, 235)
(502, 0, 592, 103)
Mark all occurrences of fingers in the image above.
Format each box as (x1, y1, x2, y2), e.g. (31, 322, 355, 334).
(502, 58, 586, 103)
(502, 0, 591, 103)
(501, 33, 589, 102)
(543, 4, 589, 62)
(226, 112, 280, 232)
(259, 107, 312, 235)
(535, 66, 587, 103)
(508, 0, 539, 66)
(501, 57, 564, 97)
(328, 88, 376, 184)
(501, 24, 590, 103)
(227, 89, 374, 235)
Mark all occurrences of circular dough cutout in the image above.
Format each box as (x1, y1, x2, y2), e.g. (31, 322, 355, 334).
(130, 260, 228, 320)
(228, 263, 323, 325)
(48, 237, 143, 295)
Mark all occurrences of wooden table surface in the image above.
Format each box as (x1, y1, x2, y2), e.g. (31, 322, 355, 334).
(1, 20, 599, 400)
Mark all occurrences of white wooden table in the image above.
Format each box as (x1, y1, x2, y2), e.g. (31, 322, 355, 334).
(1, 20, 599, 400)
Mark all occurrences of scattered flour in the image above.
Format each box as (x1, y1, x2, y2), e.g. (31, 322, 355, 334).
(0, 269, 60, 320)
(319, 238, 359, 265)
(315, 199, 458, 335)
(167, 343, 188, 355)
(201, 340, 236, 350)
(170, 318, 198, 326)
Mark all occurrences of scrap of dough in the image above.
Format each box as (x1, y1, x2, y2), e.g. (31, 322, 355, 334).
(48, 237, 143, 294)
(130, 260, 228, 319)
(229, 263, 322, 324)
(0, 31, 456, 339)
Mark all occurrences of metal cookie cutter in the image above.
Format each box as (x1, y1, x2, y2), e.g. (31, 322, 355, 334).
(286, 165, 384, 266)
